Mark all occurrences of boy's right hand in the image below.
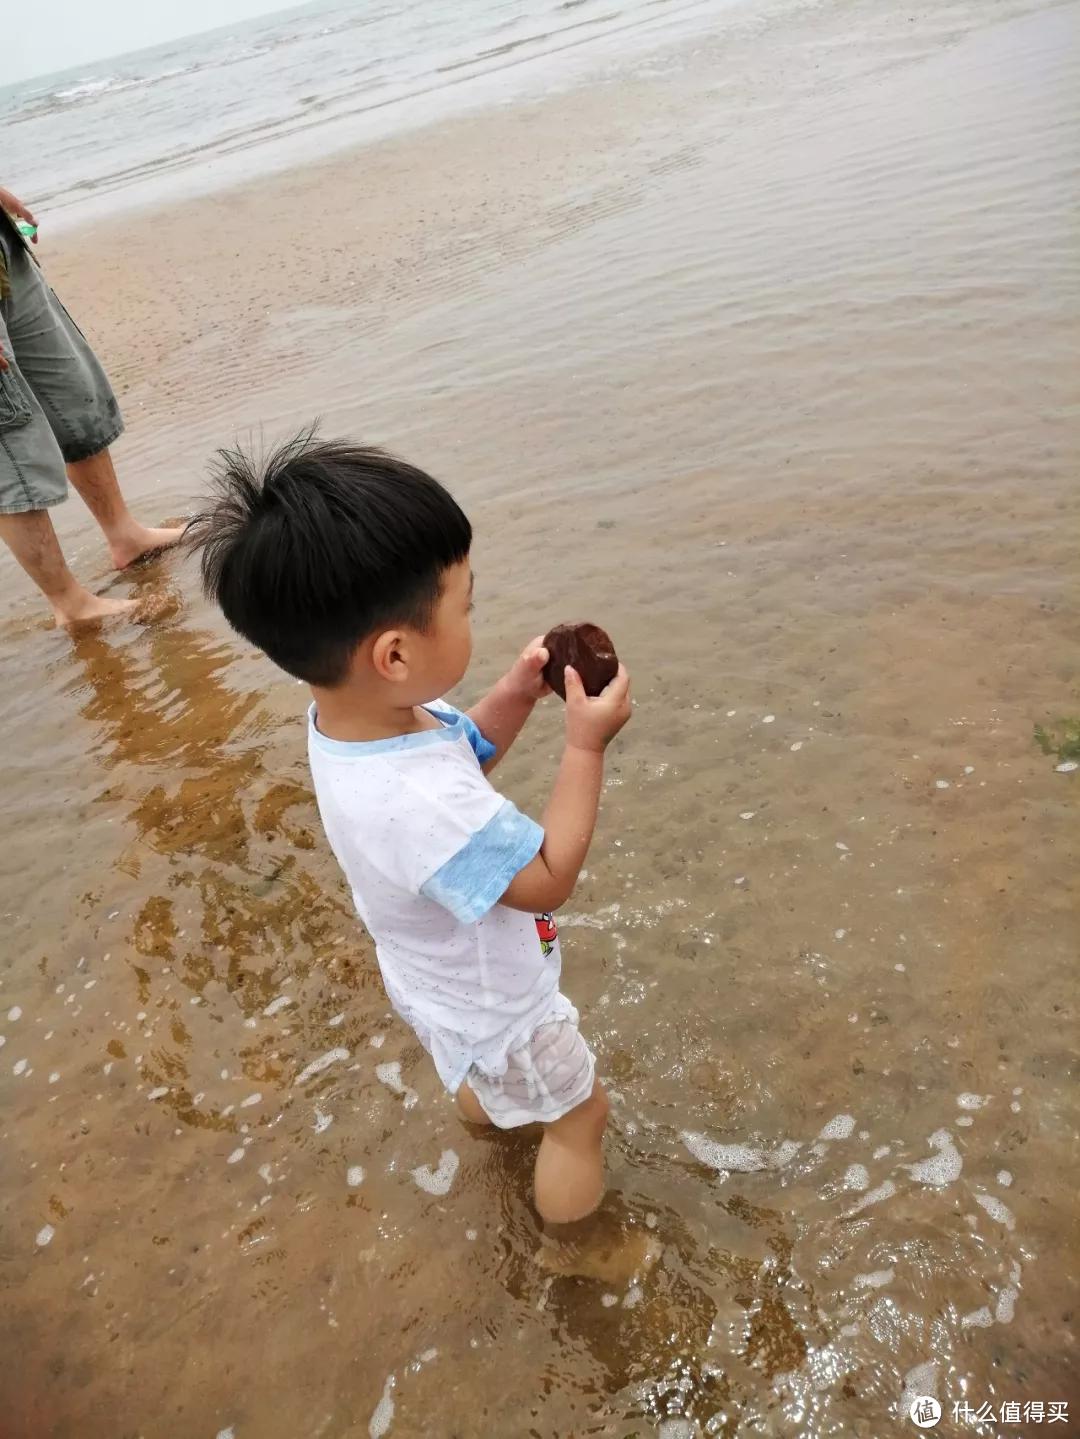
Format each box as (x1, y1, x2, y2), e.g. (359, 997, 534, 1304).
(564, 663, 632, 754)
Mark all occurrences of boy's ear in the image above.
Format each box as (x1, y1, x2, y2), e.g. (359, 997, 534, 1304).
(370, 628, 410, 683)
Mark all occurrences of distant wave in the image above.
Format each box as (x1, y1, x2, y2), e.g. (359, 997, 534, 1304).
(8, 57, 238, 125)
(54, 77, 120, 102)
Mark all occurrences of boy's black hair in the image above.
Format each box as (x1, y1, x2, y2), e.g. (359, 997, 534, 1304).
(186, 429, 472, 686)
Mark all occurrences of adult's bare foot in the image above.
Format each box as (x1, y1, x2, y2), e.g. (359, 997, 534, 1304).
(52, 590, 139, 629)
(110, 523, 185, 571)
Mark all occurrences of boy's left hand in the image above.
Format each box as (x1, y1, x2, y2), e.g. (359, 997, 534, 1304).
(503, 636, 551, 703)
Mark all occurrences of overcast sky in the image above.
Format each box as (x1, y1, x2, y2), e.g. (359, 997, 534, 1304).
(4, 0, 302, 86)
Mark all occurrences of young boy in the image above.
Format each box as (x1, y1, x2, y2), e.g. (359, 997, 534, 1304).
(188, 434, 632, 1224)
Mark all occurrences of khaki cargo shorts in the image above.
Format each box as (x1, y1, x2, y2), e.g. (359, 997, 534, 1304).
(0, 214, 124, 514)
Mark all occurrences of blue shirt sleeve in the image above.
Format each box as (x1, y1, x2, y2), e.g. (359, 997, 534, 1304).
(420, 799, 543, 923)
(459, 712, 497, 766)
(426, 702, 497, 766)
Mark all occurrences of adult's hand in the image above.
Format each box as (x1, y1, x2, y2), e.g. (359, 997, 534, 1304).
(0, 187, 37, 242)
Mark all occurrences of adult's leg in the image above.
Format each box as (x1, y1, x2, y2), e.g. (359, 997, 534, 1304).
(0, 220, 181, 569)
(534, 1081, 610, 1224)
(66, 447, 182, 570)
(0, 509, 135, 626)
(0, 265, 136, 624)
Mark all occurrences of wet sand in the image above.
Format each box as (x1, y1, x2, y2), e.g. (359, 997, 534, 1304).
(2, 0, 1078, 1435)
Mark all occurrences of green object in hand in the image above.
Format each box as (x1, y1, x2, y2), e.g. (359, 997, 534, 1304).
(17, 221, 37, 239)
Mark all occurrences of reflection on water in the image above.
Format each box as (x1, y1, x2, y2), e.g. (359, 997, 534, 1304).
(1, 0, 1078, 1434)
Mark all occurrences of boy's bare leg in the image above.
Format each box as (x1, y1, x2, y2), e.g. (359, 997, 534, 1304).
(0, 510, 136, 626)
(456, 1084, 493, 1126)
(534, 1081, 609, 1224)
(66, 448, 183, 569)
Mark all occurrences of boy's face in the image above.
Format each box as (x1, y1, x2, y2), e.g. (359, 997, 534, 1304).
(410, 557, 474, 700)
(358, 558, 473, 704)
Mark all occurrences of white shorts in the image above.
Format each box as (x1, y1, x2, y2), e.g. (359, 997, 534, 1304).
(467, 1016, 596, 1129)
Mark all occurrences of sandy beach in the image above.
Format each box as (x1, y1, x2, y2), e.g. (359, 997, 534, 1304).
(2, 0, 1078, 1434)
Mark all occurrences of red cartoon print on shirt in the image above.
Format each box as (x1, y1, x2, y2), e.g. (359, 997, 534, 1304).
(535, 913, 558, 956)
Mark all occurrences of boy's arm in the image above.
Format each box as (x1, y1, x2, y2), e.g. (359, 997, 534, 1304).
(467, 637, 550, 772)
(499, 665, 632, 913)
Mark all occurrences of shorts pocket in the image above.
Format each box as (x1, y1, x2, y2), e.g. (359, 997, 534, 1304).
(0, 367, 33, 431)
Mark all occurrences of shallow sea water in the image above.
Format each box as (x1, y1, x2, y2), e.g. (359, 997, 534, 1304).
(1, 0, 1078, 1435)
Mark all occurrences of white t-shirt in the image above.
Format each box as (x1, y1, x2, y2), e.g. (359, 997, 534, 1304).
(307, 701, 571, 1092)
